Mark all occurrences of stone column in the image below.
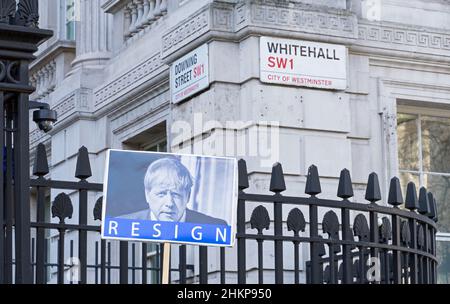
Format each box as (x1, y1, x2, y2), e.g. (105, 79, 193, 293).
(71, 0, 112, 70)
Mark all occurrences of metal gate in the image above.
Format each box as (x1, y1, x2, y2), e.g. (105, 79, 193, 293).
(1, 144, 438, 284)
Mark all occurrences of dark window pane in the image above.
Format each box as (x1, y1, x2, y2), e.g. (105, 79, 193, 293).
(146, 145, 157, 152)
(397, 113, 419, 171)
(160, 140, 167, 152)
(421, 116, 450, 173)
(424, 174, 450, 233)
(437, 241, 450, 284)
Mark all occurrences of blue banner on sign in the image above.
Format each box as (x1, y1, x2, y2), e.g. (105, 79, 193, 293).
(104, 217, 232, 246)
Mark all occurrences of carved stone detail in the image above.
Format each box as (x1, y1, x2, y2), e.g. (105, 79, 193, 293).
(358, 21, 450, 51)
(30, 60, 56, 100)
(250, 5, 356, 36)
(94, 52, 163, 107)
(52, 93, 76, 118)
(162, 9, 209, 56)
(162, 1, 358, 58)
(110, 86, 169, 133)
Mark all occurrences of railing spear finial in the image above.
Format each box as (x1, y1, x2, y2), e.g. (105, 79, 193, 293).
(337, 168, 353, 199)
(75, 146, 92, 180)
(426, 192, 435, 219)
(418, 187, 431, 215)
(270, 162, 286, 193)
(405, 182, 419, 211)
(432, 198, 438, 223)
(238, 159, 249, 191)
(305, 165, 321, 196)
(365, 172, 381, 204)
(387, 177, 403, 207)
(33, 143, 49, 177)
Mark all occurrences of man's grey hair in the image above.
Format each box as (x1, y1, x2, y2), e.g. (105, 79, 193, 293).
(144, 158, 193, 195)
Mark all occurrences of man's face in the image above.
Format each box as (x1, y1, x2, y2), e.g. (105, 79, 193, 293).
(145, 182, 189, 222)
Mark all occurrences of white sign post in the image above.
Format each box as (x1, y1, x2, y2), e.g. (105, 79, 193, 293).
(260, 37, 347, 90)
(162, 243, 171, 284)
(170, 44, 209, 104)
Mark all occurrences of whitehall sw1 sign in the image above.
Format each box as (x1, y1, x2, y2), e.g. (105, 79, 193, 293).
(260, 37, 347, 90)
(171, 44, 209, 104)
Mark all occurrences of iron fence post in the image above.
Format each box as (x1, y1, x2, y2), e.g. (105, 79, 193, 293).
(237, 160, 248, 284)
(0, 92, 3, 284)
(0, 1, 53, 284)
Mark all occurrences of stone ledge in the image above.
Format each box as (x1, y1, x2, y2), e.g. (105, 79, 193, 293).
(30, 39, 76, 71)
(102, 0, 126, 14)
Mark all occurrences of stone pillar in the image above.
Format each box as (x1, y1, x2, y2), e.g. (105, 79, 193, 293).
(71, 0, 112, 70)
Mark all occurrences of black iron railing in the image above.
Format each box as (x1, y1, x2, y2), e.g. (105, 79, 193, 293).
(1, 144, 439, 284)
(236, 161, 438, 284)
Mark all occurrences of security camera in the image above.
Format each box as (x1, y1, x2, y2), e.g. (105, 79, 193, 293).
(32, 108, 58, 133)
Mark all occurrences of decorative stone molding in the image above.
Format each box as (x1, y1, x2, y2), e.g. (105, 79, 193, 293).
(53, 93, 76, 118)
(241, 1, 357, 38)
(162, 1, 358, 58)
(46, 88, 93, 124)
(94, 52, 164, 108)
(358, 21, 450, 51)
(290, 0, 347, 9)
(211, 3, 234, 31)
(109, 84, 169, 134)
(29, 40, 76, 99)
(30, 60, 56, 100)
(162, 7, 210, 57)
(123, 0, 168, 41)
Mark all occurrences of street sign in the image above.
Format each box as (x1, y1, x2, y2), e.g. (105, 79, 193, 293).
(170, 44, 209, 104)
(101, 150, 238, 247)
(260, 36, 347, 90)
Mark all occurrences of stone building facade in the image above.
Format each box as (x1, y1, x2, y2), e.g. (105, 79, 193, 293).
(30, 0, 450, 283)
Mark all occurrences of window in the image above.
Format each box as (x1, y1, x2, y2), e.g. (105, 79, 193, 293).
(65, 0, 77, 40)
(397, 108, 450, 283)
(143, 139, 167, 153)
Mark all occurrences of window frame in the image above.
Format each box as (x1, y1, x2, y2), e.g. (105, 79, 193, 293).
(64, 0, 77, 41)
(397, 104, 450, 237)
(397, 104, 450, 283)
